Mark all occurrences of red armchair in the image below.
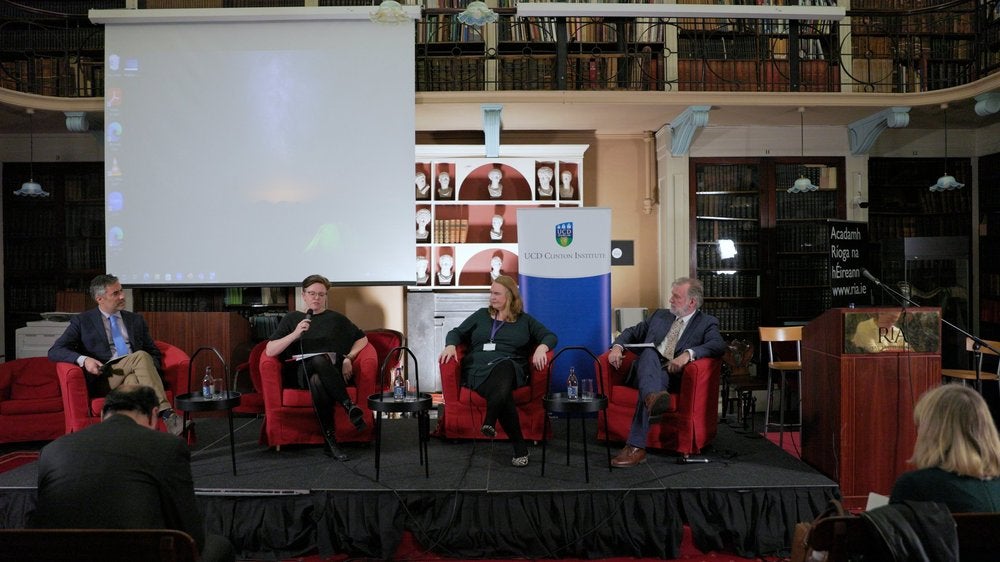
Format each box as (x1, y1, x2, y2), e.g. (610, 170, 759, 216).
(0, 357, 65, 443)
(258, 342, 377, 448)
(437, 344, 551, 441)
(55, 341, 191, 434)
(596, 350, 722, 456)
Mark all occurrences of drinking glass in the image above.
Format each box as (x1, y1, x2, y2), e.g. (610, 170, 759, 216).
(581, 378, 594, 401)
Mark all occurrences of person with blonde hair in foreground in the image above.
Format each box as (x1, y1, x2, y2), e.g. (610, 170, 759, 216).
(890, 384, 1000, 512)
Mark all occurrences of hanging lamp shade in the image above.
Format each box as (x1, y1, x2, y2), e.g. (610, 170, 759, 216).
(13, 108, 49, 197)
(929, 103, 963, 192)
(788, 107, 818, 193)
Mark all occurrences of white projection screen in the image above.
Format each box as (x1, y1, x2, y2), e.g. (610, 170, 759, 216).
(91, 8, 418, 286)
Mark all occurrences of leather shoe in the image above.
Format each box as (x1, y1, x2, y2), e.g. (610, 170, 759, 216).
(346, 404, 367, 431)
(645, 391, 671, 418)
(322, 430, 348, 462)
(611, 445, 647, 468)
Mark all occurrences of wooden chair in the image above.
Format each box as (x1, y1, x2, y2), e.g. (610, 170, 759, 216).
(942, 337, 1000, 390)
(758, 326, 803, 447)
(0, 528, 199, 562)
(807, 511, 1000, 562)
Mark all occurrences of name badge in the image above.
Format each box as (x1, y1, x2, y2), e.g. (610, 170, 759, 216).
(483, 343, 497, 351)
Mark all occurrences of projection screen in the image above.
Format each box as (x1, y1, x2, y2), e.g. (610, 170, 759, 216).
(91, 7, 418, 286)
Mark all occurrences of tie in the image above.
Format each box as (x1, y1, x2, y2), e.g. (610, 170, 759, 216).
(109, 315, 129, 357)
(658, 318, 685, 359)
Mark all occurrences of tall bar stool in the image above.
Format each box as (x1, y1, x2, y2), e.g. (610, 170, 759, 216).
(758, 326, 803, 447)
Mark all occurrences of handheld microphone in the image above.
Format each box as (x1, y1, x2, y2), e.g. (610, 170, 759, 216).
(861, 268, 881, 286)
(305, 309, 313, 321)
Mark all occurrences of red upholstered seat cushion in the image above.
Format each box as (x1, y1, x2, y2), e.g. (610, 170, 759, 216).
(10, 368, 60, 401)
(0, 396, 64, 415)
(282, 387, 359, 408)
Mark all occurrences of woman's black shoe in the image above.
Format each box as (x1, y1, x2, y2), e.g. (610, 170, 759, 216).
(323, 431, 348, 461)
(344, 402, 367, 431)
(481, 424, 497, 438)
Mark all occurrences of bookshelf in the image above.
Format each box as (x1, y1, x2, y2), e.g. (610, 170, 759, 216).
(2, 162, 104, 359)
(0, 1, 112, 97)
(414, 145, 586, 290)
(690, 157, 846, 341)
(849, 0, 979, 93)
(675, 0, 840, 92)
(979, 151, 1000, 341)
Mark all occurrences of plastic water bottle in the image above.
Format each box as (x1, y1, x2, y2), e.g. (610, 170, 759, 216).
(202, 366, 214, 399)
(566, 366, 579, 400)
(392, 367, 405, 401)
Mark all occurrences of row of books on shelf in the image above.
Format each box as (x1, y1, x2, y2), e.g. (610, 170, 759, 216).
(984, 273, 1000, 298)
(873, 189, 970, 215)
(696, 220, 759, 244)
(775, 193, 837, 220)
(136, 292, 220, 313)
(64, 241, 104, 270)
(759, 59, 840, 92)
(851, 9, 974, 36)
(695, 194, 759, 219)
(867, 216, 971, 240)
(696, 165, 757, 192)
(3, 210, 59, 238)
(0, 57, 103, 97)
(775, 292, 831, 320)
(0, 28, 103, 51)
(701, 272, 759, 299)
(497, 56, 556, 90)
(696, 245, 759, 269)
(64, 207, 103, 238)
(432, 219, 470, 244)
(7, 285, 57, 312)
(564, 52, 661, 91)
(416, 57, 486, 92)
(63, 174, 105, 202)
(776, 165, 837, 191)
(982, 299, 1000, 325)
(4, 245, 61, 271)
(777, 261, 830, 288)
(699, 303, 760, 334)
(853, 35, 974, 60)
(776, 223, 829, 253)
(418, 14, 486, 44)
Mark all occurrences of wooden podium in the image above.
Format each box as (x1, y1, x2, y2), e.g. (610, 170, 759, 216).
(801, 307, 941, 498)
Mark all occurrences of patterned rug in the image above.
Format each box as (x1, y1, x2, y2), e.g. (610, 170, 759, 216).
(0, 451, 39, 475)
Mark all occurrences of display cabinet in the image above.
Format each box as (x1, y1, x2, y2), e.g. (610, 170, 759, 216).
(414, 145, 587, 290)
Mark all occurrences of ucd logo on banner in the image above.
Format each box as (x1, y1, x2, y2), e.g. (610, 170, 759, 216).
(555, 222, 573, 247)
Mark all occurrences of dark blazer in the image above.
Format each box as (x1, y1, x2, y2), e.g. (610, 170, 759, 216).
(48, 307, 162, 370)
(614, 308, 727, 361)
(29, 414, 205, 550)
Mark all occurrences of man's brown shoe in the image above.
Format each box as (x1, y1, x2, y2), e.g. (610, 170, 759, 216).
(645, 391, 671, 418)
(611, 445, 647, 468)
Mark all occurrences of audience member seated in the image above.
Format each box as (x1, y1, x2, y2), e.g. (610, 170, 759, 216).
(890, 383, 1000, 512)
(438, 275, 556, 467)
(604, 277, 726, 467)
(29, 385, 235, 562)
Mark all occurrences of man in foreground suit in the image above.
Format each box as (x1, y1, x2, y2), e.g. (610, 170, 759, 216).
(48, 273, 183, 435)
(607, 277, 727, 467)
(29, 385, 235, 562)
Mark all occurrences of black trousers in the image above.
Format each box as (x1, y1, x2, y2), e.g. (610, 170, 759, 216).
(474, 360, 528, 456)
(301, 354, 350, 434)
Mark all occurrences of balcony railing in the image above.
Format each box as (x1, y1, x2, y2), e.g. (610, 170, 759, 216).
(1, 0, 997, 97)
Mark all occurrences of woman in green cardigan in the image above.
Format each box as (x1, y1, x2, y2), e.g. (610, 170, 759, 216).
(439, 275, 557, 467)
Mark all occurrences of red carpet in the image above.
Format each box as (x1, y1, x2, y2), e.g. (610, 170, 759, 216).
(0, 451, 38, 474)
(763, 430, 801, 459)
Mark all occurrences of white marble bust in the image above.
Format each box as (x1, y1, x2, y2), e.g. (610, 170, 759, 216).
(415, 208, 431, 240)
(487, 168, 503, 199)
(415, 171, 430, 199)
(489, 214, 504, 241)
(437, 254, 454, 284)
(415, 255, 429, 284)
(536, 166, 554, 198)
(489, 255, 503, 281)
(560, 170, 574, 198)
(437, 172, 453, 198)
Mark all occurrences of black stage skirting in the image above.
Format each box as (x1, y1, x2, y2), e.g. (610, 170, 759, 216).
(0, 415, 838, 560)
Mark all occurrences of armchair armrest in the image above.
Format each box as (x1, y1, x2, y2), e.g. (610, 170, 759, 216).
(675, 357, 722, 415)
(438, 344, 467, 405)
(597, 349, 636, 400)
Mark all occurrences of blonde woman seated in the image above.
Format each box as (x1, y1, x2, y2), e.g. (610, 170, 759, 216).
(890, 384, 1000, 512)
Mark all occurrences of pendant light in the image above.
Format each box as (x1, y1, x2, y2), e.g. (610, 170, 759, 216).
(457, 1, 498, 26)
(788, 107, 818, 193)
(370, 0, 409, 24)
(929, 103, 964, 192)
(13, 108, 49, 197)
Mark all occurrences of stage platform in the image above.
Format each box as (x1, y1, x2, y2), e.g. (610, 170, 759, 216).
(0, 415, 838, 560)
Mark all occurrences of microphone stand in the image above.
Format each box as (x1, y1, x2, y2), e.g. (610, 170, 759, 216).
(871, 277, 999, 392)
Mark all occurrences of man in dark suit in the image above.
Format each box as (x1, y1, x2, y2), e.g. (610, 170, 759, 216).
(29, 385, 235, 562)
(48, 273, 183, 435)
(607, 277, 727, 467)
